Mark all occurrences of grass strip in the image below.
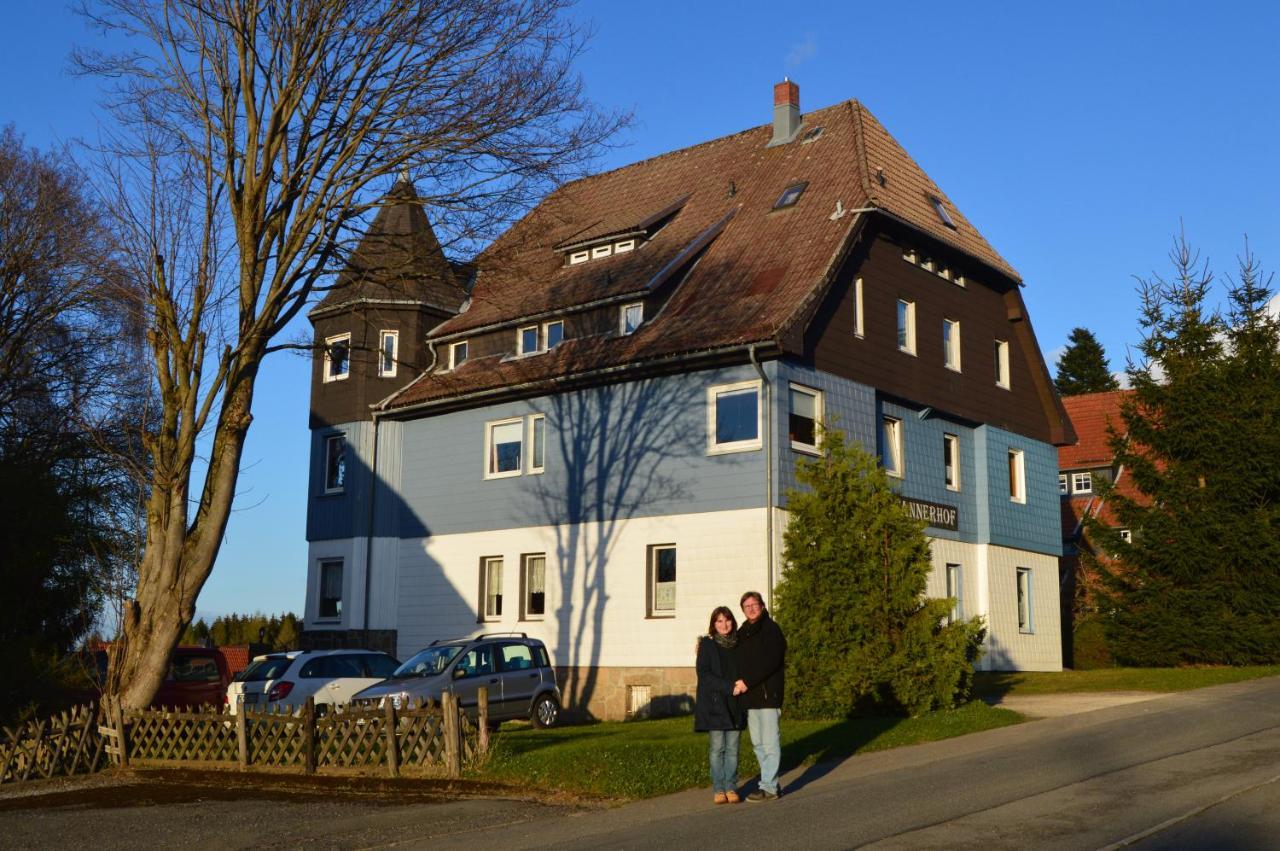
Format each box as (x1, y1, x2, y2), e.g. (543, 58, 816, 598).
(973, 665, 1280, 697)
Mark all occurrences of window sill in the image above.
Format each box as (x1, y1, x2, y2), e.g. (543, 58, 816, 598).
(996, 383, 1011, 391)
(791, 443, 821, 456)
(945, 485, 960, 493)
(313, 617, 341, 625)
(1010, 497, 1026, 504)
(1018, 629, 1035, 635)
(945, 365, 962, 373)
(707, 442, 762, 456)
(646, 612, 677, 620)
(898, 348, 917, 357)
(484, 470, 523, 481)
(323, 374, 351, 383)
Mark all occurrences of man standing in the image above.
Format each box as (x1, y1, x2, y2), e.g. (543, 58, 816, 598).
(734, 590, 786, 801)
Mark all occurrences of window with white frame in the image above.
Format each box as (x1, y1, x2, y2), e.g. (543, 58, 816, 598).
(882, 416, 904, 478)
(897, 299, 916, 355)
(324, 434, 346, 494)
(378, 330, 398, 377)
(518, 321, 564, 355)
(528, 414, 546, 474)
(943, 319, 961, 371)
(569, 250, 589, 265)
(1059, 474, 1068, 495)
(946, 563, 964, 622)
(943, 433, 960, 491)
(1072, 472, 1093, 494)
(1008, 448, 1026, 503)
(621, 302, 644, 335)
(648, 544, 677, 616)
(708, 381, 761, 453)
(789, 384, 822, 453)
(449, 341, 468, 370)
(323, 333, 351, 382)
(318, 559, 343, 619)
(521, 553, 546, 620)
(1119, 528, 1132, 543)
(480, 557, 503, 620)
(485, 418, 524, 478)
(518, 325, 539, 355)
(853, 277, 864, 338)
(545, 320, 564, 349)
(1016, 567, 1033, 633)
(995, 339, 1010, 389)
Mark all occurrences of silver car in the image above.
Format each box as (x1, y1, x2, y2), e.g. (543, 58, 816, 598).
(353, 633, 561, 728)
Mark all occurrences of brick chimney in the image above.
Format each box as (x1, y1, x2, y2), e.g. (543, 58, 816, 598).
(769, 79, 802, 147)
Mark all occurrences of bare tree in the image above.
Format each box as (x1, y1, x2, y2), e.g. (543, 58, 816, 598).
(74, 0, 623, 708)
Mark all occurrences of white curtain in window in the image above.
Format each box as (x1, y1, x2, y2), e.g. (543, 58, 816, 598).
(526, 556, 545, 593)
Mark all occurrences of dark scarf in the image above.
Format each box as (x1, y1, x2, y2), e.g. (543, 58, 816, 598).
(712, 630, 738, 649)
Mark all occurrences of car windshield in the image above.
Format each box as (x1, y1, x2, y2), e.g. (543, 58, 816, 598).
(393, 645, 464, 678)
(237, 656, 293, 682)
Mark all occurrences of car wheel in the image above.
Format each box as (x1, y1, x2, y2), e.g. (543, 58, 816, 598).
(531, 694, 559, 729)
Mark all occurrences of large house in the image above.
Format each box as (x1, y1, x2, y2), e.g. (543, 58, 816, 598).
(302, 81, 1075, 719)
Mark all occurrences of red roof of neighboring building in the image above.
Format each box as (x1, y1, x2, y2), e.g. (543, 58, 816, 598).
(1059, 390, 1133, 469)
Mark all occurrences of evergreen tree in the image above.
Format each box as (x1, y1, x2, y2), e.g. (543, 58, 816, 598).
(1055, 327, 1120, 395)
(773, 430, 986, 718)
(1088, 236, 1280, 664)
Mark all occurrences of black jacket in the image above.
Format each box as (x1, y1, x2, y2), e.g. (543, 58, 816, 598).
(736, 611, 786, 709)
(694, 637, 746, 732)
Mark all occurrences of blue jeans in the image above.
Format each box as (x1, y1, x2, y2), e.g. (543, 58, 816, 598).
(747, 708, 782, 794)
(708, 729, 740, 793)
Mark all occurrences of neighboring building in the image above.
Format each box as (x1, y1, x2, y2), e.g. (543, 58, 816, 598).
(302, 81, 1076, 719)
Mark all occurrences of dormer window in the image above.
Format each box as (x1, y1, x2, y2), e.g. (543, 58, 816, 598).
(614, 239, 636, 253)
(323, 333, 351, 382)
(569, 250, 589, 265)
(931, 196, 957, 229)
(519, 325, 539, 355)
(591, 245, 612, 260)
(449, 341, 468, 370)
(620, 302, 644, 335)
(545, 320, 564, 349)
(773, 181, 808, 210)
(518, 320, 565, 356)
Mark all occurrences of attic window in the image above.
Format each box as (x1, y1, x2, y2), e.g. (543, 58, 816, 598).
(615, 239, 636, 253)
(931, 196, 957, 229)
(591, 244, 613, 260)
(773, 182, 808, 210)
(569, 250, 589, 265)
(800, 126, 824, 144)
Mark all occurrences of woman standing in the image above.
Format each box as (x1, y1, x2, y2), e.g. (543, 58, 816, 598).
(695, 606, 746, 804)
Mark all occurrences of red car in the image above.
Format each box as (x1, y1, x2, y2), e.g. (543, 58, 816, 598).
(86, 645, 232, 709)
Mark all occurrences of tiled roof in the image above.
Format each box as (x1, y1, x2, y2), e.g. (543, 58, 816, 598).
(385, 98, 1020, 411)
(1059, 390, 1133, 469)
(316, 180, 466, 315)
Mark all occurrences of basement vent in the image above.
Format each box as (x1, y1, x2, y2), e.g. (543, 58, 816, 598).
(627, 685, 652, 719)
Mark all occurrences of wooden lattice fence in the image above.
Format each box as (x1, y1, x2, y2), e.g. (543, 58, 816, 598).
(1, 704, 107, 785)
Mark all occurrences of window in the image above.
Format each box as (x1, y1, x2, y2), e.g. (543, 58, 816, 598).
(378, 330, 398, 377)
(1016, 567, 1033, 633)
(931, 195, 957, 229)
(902, 248, 917, 264)
(323, 333, 351, 382)
(614, 239, 636, 253)
(853, 277, 864, 338)
(529, 414, 546, 474)
(455, 644, 495, 678)
(318, 559, 343, 619)
(449, 341, 468, 370)
(708, 381, 761, 453)
(521, 554, 546, 620)
(773, 181, 808, 209)
(919, 256, 934, 273)
(480, 557, 503, 620)
(519, 326, 539, 355)
(648, 544, 677, 616)
(621, 302, 644, 335)
(946, 563, 964, 622)
(1072, 472, 1093, 494)
(1119, 529, 1132, 543)
(995, 339, 1010, 389)
(1008, 449, 1025, 503)
(943, 433, 960, 491)
(943, 319, 961, 371)
(882, 416, 904, 478)
(569, 250, 589, 265)
(591, 244, 612, 260)
(1059, 474, 1069, 495)
(897, 300, 916, 355)
(789, 385, 822, 453)
(324, 434, 346, 494)
(544, 320, 564, 350)
(954, 274, 967, 288)
(485, 418, 524, 478)
(498, 643, 535, 672)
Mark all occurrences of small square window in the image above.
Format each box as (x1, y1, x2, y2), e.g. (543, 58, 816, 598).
(648, 544, 677, 616)
(481, 557, 503, 620)
(323, 333, 351, 382)
(931, 196, 957, 229)
(773, 181, 808, 210)
(1119, 529, 1132, 544)
(919, 256, 934, 273)
(544, 320, 564, 349)
(1016, 567, 1033, 633)
(1072, 472, 1093, 494)
(569, 250, 589, 265)
(324, 434, 346, 494)
(902, 248, 917, 264)
(943, 319, 961, 371)
(450, 341, 469, 370)
(789, 385, 822, 453)
(1008, 449, 1025, 503)
(519, 326, 539, 355)
(943, 434, 960, 491)
(621, 302, 644, 335)
(954, 274, 967, 288)
(378, 330, 398, 377)
(486, 418, 524, 479)
(614, 239, 636, 253)
(882, 416, 904, 478)
(853, 278, 864, 338)
(897, 300, 916, 355)
(591, 244, 613, 259)
(521, 554, 546, 620)
(995, 339, 1011, 389)
(529, 414, 546, 474)
(318, 559, 343, 620)
(708, 381, 761, 454)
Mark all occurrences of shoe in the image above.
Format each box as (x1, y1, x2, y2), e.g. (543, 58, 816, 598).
(724, 791, 741, 804)
(714, 792, 727, 805)
(746, 789, 779, 802)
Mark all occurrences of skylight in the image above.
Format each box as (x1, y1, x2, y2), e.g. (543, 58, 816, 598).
(773, 182, 808, 210)
(930, 196, 957, 229)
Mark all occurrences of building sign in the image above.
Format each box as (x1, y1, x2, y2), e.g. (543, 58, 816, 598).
(901, 497, 959, 531)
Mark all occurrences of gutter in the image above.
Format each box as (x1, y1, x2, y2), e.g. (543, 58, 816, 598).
(748, 343, 775, 604)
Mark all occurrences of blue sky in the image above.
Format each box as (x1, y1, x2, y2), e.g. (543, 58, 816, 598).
(3, 2, 1277, 618)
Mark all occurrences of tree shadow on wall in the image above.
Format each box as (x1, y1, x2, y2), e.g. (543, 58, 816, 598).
(519, 375, 705, 717)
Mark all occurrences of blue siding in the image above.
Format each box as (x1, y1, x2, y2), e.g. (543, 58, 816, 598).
(879, 399, 980, 544)
(306, 420, 372, 542)
(774, 362, 877, 502)
(978, 426, 1062, 556)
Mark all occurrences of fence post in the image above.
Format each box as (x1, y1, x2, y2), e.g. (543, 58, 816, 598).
(384, 702, 399, 778)
(113, 699, 129, 768)
(477, 687, 489, 758)
(236, 705, 249, 769)
(442, 693, 461, 778)
(303, 697, 316, 775)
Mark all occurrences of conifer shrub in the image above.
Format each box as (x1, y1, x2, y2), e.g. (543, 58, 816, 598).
(773, 430, 986, 718)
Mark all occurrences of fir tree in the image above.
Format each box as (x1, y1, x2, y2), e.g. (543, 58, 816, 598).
(772, 430, 986, 718)
(1055, 327, 1120, 395)
(1088, 236, 1280, 664)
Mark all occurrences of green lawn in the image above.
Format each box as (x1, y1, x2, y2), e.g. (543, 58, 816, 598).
(477, 701, 1020, 800)
(973, 665, 1280, 697)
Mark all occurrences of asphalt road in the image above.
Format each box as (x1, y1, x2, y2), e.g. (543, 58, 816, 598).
(1, 678, 1276, 849)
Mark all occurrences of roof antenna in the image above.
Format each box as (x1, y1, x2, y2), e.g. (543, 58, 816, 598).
(727, 180, 737, 198)
(399, 168, 411, 183)
(875, 168, 886, 187)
